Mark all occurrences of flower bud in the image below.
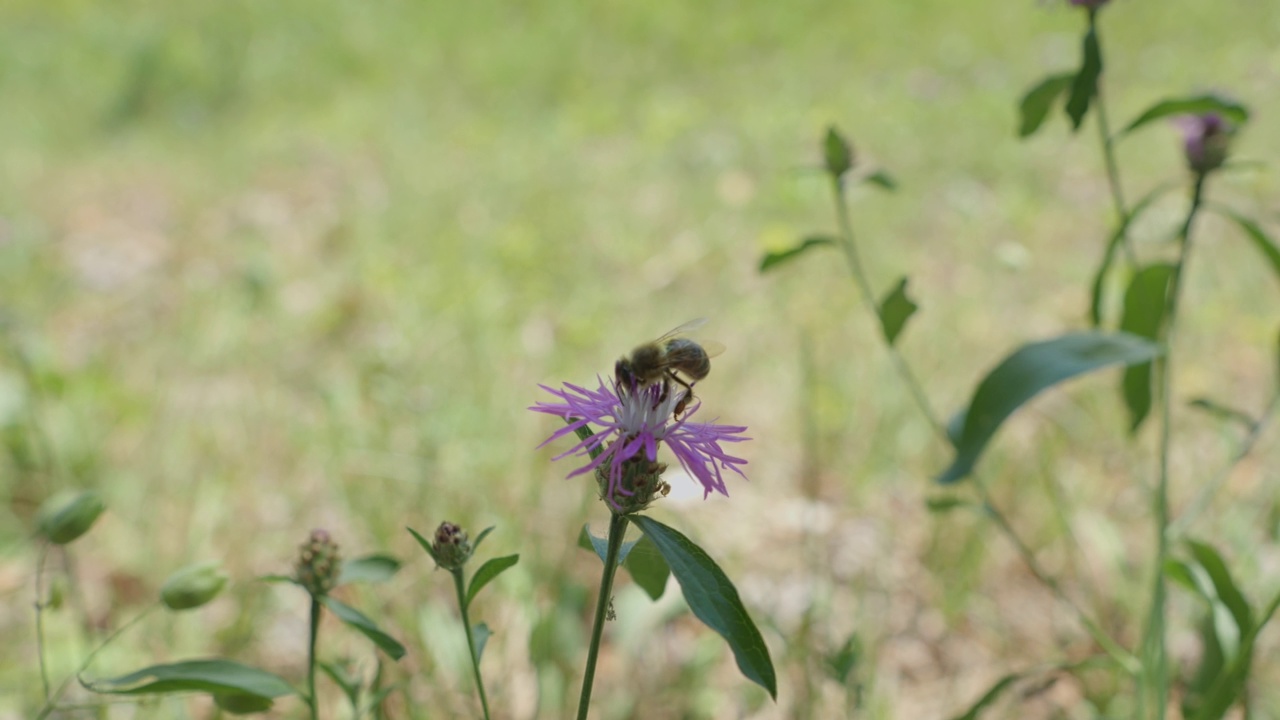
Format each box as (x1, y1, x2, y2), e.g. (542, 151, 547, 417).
(295, 529, 342, 597)
(823, 127, 854, 179)
(431, 522, 472, 570)
(1177, 113, 1233, 175)
(36, 490, 105, 545)
(1067, 0, 1109, 8)
(161, 561, 228, 611)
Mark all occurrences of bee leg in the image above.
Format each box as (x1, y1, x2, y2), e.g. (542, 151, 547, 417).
(667, 371, 696, 417)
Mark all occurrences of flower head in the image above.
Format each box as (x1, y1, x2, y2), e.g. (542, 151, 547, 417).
(1176, 113, 1234, 175)
(295, 529, 341, 598)
(531, 378, 748, 513)
(430, 521, 473, 570)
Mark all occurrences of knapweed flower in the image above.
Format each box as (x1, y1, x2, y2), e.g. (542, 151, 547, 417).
(1176, 113, 1233, 175)
(531, 378, 749, 513)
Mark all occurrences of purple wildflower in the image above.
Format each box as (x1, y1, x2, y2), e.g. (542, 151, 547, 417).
(531, 378, 749, 511)
(1175, 113, 1233, 175)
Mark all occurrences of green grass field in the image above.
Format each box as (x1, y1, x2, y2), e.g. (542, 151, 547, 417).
(3, 1, 1279, 717)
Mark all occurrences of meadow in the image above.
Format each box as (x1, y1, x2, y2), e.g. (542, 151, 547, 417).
(3, 0, 1279, 717)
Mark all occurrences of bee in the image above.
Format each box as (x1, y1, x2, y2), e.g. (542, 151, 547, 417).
(614, 318, 723, 415)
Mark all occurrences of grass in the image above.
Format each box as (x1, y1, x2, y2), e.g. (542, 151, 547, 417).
(2, 0, 1279, 717)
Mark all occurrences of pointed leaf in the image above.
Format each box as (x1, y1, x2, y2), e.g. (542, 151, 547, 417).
(864, 170, 897, 191)
(84, 659, 295, 703)
(1187, 398, 1257, 431)
(1089, 184, 1176, 326)
(1119, 264, 1175, 433)
(949, 671, 1025, 720)
(465, 554, 519, 608)
(759, 235, 835, 273)
(937, 332, 1163, 484)
(1064, 28, 1101, 131)
(1018, 72, 1074, 138)
(1121, 95, 1250, 137)
(624, 535, 671, 600)
(472, 622, 492, 662)
(877, 277, 918, 346)
(407, 527, 441, 565)
(630, 515, 776, 699)
(1210, 207, 1280, 285)
(824, 634, 861, 685)
(926, 496, 972, 514)
(338, 554, 402, 586)
(323, 597, 406, 660)
(1187, 540, 1253, 637)
(472, 525, 496, 552)
(318, 661, 362, 708)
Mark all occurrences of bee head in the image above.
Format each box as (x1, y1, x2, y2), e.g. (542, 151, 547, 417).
(614, 358, 637, 393)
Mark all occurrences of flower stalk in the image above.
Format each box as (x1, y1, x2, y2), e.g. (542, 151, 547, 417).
(451, 567, 492, 720)
(576, 512, 628, 720)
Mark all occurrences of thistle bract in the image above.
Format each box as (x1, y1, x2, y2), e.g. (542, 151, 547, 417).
(431, 522, 472, 570)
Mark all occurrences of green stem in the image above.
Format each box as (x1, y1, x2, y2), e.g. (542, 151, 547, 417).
(308, 596, 322, 720)
(37, 604, 159, 720)
(1168, 389, 1279, 539)
(829, 172, 1140, 673)
(576, 513, 628, 720)
(452, 568, 492, 720)
(1088, 10, 1136, 266)
(34, 543, 51, 703)
(1143, 172, 1207, 719)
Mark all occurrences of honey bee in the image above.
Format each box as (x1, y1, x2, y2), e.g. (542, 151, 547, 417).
(614, 318, 724, 415)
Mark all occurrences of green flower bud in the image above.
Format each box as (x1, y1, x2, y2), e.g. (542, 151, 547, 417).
(161, 561, 229, 611)
(431, 522, 472, 570)
(36, 490, 105, 545)
(295, 529, 342, 597)
(823, 126, 855, 179)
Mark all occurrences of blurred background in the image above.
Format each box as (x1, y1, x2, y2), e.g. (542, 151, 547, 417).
(2, 0, 1278, 717)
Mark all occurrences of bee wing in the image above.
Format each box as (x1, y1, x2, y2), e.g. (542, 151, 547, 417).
(698, 339, 726, 359)
(655, 317, 709, 344)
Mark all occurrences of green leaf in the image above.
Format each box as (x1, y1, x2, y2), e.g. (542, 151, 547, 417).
(864, 170, 897, 191)
(472, 622, 492, 662)
(926, 496, 972, 514)
(759, 235, 835, 273)
(1120, 94, 1250, 137)
(1018, 72, 1074, 138)
(823, 126, 854, 178)
(465, 554, 519, 608)
(338, 554, 402, 586)
(1064, 28, 1101, 131)
(624, 535, 671, 600)
(472, 525, 496, 551)
(877, 277, 918, 346)
(1210, 207, 1280, 286)
(579, 524, 641, 565)
(84, 659, 295, 705)
(214, 691, 276, 715)
(823, 634, 861, 685)
(936, 332, 1163, 484)
(323, 597, 407, 660)
(1118, 264, 1175, 433)
(1187, 540, 1253, 637)
(407, 526, 440, 564)
(1187, 398, 1257, 431)
(1088, 184, 1176, 326)
(948, 671, 1024, 720)
(630, 515, 776, 699)
(318, 661, 362, 709)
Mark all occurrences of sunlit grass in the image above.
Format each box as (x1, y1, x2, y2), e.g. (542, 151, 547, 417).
(2, 0, 1279, 717)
